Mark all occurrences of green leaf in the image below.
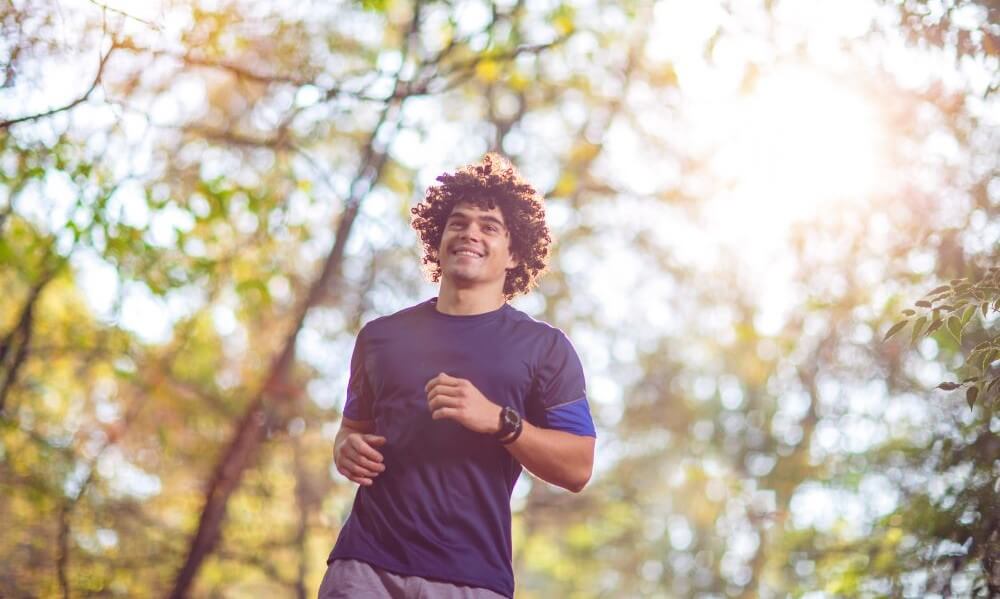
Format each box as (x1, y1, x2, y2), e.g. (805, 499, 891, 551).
(980, 349, 998, 372)
(926, 318, 944, 335)
(883, 320, 908, 342)
(915, 300, 932, 308)
(966, 385, 979, 410)
(971, 339, 994, 354)
(937, 382, 960, 391)
(901, 309, 916, 317)
(926, 285, 951, 296)
(962, 304, 976, 326)
(947, 316, 963, 343)
(359, 0, 388, 11)
(910, 316, 927, 345)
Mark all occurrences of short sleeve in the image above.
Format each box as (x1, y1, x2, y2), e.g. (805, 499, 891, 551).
(530, 330, 596, 437)
(342, 326, 374, 421)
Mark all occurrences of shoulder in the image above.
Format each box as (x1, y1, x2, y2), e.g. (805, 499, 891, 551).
(502, 304, 576, 352)
(358, 299, 432, 338)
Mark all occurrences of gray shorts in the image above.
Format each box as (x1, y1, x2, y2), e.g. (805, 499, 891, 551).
(317, 558, 509, 599)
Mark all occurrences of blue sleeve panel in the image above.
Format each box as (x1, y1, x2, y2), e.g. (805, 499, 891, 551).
(544, 397, 597, 437)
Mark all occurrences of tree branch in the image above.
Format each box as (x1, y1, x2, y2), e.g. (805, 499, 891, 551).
(424, 38, 567, 96)
(0, 268, 60, 413)
(0, 42, 116, 130)
(87, 0, 162, 30)
(116, 40, 387, 103)
(166, 17, 416, 597)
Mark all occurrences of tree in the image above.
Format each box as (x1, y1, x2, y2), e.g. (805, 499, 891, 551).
(2, 0, 997, 596)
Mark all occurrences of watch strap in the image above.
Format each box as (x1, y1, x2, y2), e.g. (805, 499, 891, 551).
(499, 420, 523, 444)
(495, 406, 521, 442)
(498, 407, 523, 444)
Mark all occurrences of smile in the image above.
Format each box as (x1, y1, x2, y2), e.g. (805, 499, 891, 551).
(452, 248, 484, 258)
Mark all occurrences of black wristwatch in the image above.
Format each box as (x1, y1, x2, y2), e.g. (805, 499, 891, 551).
(495, 406, 523, 444)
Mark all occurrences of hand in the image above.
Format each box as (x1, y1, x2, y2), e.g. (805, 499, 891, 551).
(425, 372, 502, 435)
(335, 432, 386, 487)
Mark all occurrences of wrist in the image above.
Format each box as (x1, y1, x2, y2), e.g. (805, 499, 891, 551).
(499, 419, 523, 444)
(490, 404, 504, 435)
(333, 432, 352, 463)
(494, 405, 523, 443)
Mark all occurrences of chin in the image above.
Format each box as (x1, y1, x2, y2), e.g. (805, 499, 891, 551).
(442, 266, 475, 281)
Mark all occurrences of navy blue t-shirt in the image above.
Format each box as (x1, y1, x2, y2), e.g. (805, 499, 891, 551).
(327, 298, 596, 597)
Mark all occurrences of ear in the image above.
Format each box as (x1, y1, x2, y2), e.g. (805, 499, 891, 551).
(506, 252, 519, 271)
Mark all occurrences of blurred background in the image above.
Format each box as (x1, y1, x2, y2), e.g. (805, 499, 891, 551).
(1, 0, 998, 596)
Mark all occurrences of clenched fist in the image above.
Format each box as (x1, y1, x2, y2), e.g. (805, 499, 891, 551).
(425, 372, 502, 435)
(335, 432, 386, 487)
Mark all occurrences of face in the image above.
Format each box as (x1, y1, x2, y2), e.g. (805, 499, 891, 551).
(437, 202, 518, 291)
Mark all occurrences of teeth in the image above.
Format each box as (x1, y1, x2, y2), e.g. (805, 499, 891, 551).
(456, 250, 481, 257)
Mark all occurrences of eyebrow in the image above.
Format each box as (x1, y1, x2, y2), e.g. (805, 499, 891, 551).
(447, 210, 507, 229)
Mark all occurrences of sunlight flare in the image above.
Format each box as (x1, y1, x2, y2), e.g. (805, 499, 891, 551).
(697, 64, 889, 250)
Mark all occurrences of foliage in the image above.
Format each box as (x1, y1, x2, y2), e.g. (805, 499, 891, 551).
(884, 265, 1000, 409)
(1, 0, 998, 597)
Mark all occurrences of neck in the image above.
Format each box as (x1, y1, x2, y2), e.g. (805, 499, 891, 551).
(435, 279, 506, 315)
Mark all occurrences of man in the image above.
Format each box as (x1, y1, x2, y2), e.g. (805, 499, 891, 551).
(319, 153, 597, 598)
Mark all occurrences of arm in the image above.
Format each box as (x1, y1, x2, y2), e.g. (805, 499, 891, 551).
(501, 420, 595, 493)
(425, 373, 595, 493)
(333, 416, 386, 487)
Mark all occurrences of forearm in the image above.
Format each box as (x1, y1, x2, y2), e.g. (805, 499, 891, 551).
(422, 376, 595, 492)
(502, 420, 595, 493)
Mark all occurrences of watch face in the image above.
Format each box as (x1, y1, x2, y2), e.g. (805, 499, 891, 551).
(503, 407, 520, 426)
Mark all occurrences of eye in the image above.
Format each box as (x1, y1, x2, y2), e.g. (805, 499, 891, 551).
(484, 224, 498, 233)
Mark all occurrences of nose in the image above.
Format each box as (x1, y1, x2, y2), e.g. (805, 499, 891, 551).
(458, 224, 481, 242)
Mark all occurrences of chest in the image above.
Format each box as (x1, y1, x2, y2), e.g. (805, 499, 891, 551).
(366, 326, 535, 407)
(362, 323, 538, 456)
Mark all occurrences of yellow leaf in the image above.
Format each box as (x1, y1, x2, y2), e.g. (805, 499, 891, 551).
(553, 172, 577, 197)
(554, 14, 575, 35)
(475, 59, 500, 83)
(438, 22, 454, 49)
(568, 142, 600, 165)
(508, 70, 530, 92)
(886, 527, 903, 545)
(550, 4, 576, 37)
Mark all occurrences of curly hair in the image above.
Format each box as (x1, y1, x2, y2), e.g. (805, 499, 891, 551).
(410, 153, 551, 299)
